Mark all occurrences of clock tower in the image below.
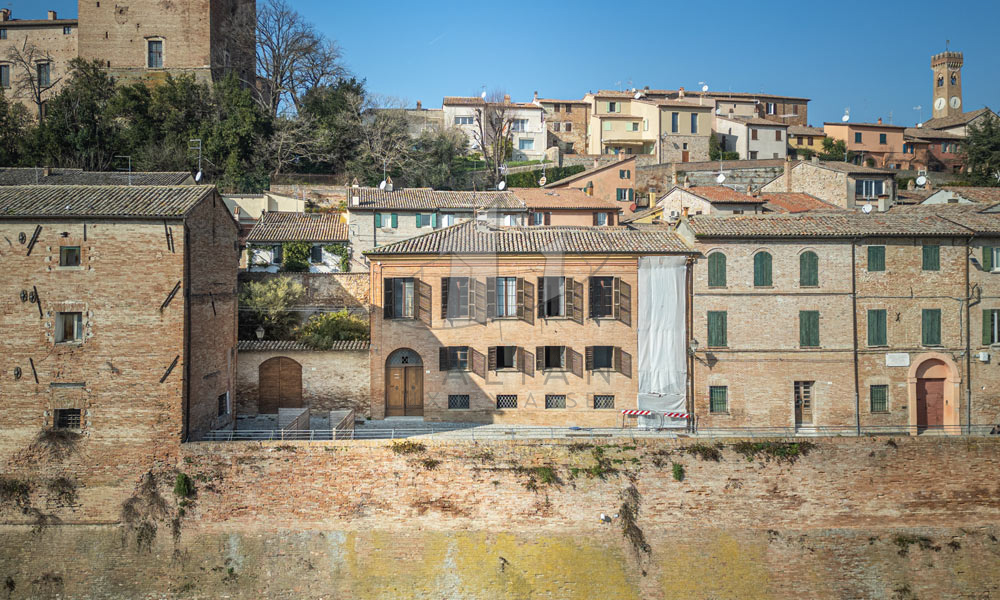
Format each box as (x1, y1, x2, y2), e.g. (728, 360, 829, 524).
(931, 50, 963, 119)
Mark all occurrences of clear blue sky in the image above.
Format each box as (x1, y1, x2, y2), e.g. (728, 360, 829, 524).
(13, 0, 999, 126)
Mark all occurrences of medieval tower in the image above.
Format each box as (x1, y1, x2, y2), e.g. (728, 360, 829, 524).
(931, 50, 963, 119)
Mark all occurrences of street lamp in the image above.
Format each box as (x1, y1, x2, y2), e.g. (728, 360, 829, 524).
(255, 325, 265, 340)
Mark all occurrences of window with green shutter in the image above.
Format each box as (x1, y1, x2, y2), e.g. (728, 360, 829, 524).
(415, 213, 423, 228)
(707, 311, 727, 347)
(707, 252, 727, 287)
(983, 309, 999, 345)
(868, 245, 885, 272)
(374, 213, 382, 228)
(870, 385, 888, 413)
(867, 309, 887, 346)
(709, 386, 728, 413)
(983, 246, 994, 272)
(922, 244, 940, 271)
(431, 213, 439, 228)
(753, 252, 772, 287)
(390, 213, 398, 228)
(799, 251, 819, 286)
(799, 310, 820, 347)
(922, 309, 941, 346)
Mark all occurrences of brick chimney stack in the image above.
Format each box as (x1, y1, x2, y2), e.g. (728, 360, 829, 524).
(678, 87, 685, 99)
(503, 94, 511, 104)
(533, 91, 538, 103)
(48, 10, 57, 19)
(877, 117, 882, 124)
(0, 9, 10, 21)
(416, 101, 421, 110)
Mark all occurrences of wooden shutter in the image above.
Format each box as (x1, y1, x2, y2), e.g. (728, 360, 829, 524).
(922, 245, 940, 271)
(488, 347, 497, 371)
(708, 311, 727, 347)
(868, 246, 885, 272)
(608, 212, 615, 226)
(537, 277, 545, 319)
(593, 212, 599, 226)
(441, 277, 450, 319)
(432, 213, 439, 228)
(984, 310, 994, 346)
(391, 213, 398, 228)
(568, 348, 583, 378)
(585, 346, 594, 371)
(800, 252, 818, 286)
(754, 252, 772, 286)
(708, 253, 726, 287)
(258, 358, 280, 414)
(520, 279, 534, 324)
(617, 279, 631, 326)
(383, 278, 394, 319)
(516, 278, 525, 320)
(923, 309, 941, 345)
(589, 278, 597, 318)
(473, 279, 487, 324)
(486, 277, 496, 319)
(374, 213, 382, 228)
(439, 347, 450, 371)
(571, 278, 584, 324)
(543, 212, 551, 225)
(416, 279, 432, 326)
(520, 348, 535, 377)
(868, 309, 886, 346)
(536, 346, 544, 372)
(983, 246, 993, 272)
(799, 311, 819, 347)
(471, 348, 486, 378)
(614, 347, 632, 378)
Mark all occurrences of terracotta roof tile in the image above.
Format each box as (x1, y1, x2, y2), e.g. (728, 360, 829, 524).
(788, 126, 826, 136)
(685, 186, 768, 205)
(237, 340, 370, 352)
(246, 211, 347, 243)
(940, 187, 1000, 204)
(0, 168, 193, 186)
(687, 212, 977, 238)
(921, 108, 995, 130)
(717, 115, 789, 128)
(0, 185, 214, 218)
(759, 193, 844, 214)
(511, 188, 618, 210)
(347, 187, 525, 211)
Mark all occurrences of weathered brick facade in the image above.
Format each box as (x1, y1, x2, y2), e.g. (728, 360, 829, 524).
(539, 98, 589, 154)
(0, 13, 78, 116)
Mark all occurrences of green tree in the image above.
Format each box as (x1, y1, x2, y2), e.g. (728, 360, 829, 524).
(407, 127, 469, 189)
(0, 89, 28, 165)
(961, 114, 1000, 186)
(818, 138, 857, 163)
(295, 310, 369, 349)
(238, 276, 305, 340)
(299, 77, 366, 174)
(206, 74, 271, 192)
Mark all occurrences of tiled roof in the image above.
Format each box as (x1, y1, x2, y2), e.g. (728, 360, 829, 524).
(442, 96, 541, 110)
(0, 168, 193, 186)
(246, 211, 347, 243)
(760, 193, 843, 214)
(687, 212, 975, 238)
(921, 108, 995, 131)
(890, 203, 1000, 234)
(347, 187, 525, 211)
(0, 185, 214, 218)
(903, 127, 963, 141)
(939, 187, 1000, 204)
(620, 206, 665, 223)
(684, 186, 768, 205)
(0, 18, 77, 26)
(511, 188, 618, 210)
(237, 340, 370, 352)
(788, 126, 826, 136)
(822, 122, 906, 129)
(537, 98, 589, 105)
(544, 157, 638, 188)
(366, 220, 693, 255)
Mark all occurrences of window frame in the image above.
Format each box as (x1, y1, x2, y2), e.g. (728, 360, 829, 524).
(799, 250, 819, 287)
(707, 252, 726, 287)
(448, 394, 471, 410)
(867, 245, 886, 272)
(545, 394, 567, 409)
(443, 346, 470, 371)
(541, 276, 566, 318)
(53, 408, 82, 430)
(922, 244, 940, 271)
(593, 395, 615, 410)
(753, 251, 773, 287)
(147, 39, 164, 69)
(59, 246, 82, 268)
(867, 309, 888, 347)
(496, 394, 518, 409)
(444, 276, 471, 319)
(709, 386, 729, 414)
(869, 384, 889, 413)
(386, 277, 415, 320)
(799, 310, 820, 348)
(37, 62, 51, 88)
(541, 345, 566, 371)
(0, 63, 9, 89)
(55, 311, 84, 344)
(591, 346, 614, 371)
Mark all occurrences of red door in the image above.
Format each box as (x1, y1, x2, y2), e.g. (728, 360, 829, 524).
(682, 151, 690, 162)
(916, 378, 945, 429)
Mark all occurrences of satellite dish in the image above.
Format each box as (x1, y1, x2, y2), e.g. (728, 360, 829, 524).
(701, 85, 709, 92)
(916, 175, 927, 186)
(634, 92, 642, 99)
(497, 181, 506, 190)
(715, 173, 726, 184)
(378, 180, 387, 190)
(481, 90, 487, 99)
(841, 114, 850, 122)
(538, 176, 547, 186)
(194, 170, 203, 183)
(861, 204, 873, 214)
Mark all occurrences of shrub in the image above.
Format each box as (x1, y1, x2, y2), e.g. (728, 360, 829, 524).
(238, 276, 305, 340)
(324, 244, 350, 272)
(504, 165, 585, 188)
(419, 458, 441, 470)
(390, 440, 426, 455)
(683, 442, 723, 462)
(0, 477, 32, 513)
(732, 440, 816, 465)
(295, 310, 369, 349)
(672, 463, 685, 482)
(173, 473, 194, 498)
(281, 241, 311, 272)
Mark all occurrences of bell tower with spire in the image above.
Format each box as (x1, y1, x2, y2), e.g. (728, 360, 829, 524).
(931, 48, 963, 119)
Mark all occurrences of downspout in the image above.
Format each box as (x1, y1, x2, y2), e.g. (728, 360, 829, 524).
(686, 257, 695, 432)
(965, 235, 973, 434)
(182, 222, 192, 443)
(852, 238, 860, 436)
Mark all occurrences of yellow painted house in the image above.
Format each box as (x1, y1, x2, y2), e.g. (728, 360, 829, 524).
(787, 125, 827, 158)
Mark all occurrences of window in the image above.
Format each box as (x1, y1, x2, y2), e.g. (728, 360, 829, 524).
(59, 246, 81, 267)
(518, 138, 534, 151)
(868, 246, 885, 272)
(54, 408, 81, 429)
(553, 104, 561, 112)
(627, 121, 639, 132)
(532, 212, 544, 226)
(749, 151, 758, 159)
(984, 309, 1000, 345)
(709, 386, 728, 413)
(496, 394, 517, 409)
(218, 392, 229, 416)
(855, 179, 884, 198)
(63, 26, 72, 35)
(310, 245, 323, 263)
(442, 346, 470, 371)
(0, 29, 6, 40)
(775, 130, 782, 142)
(750, 129, 758, 141)
(442, 214, 454, 227)
(545, 394, 566, 409)
(565, 104, 572, 113)
(766, 102, 776, 115)
(793, 104, 799, 115)
(542, 346, 565, 370)
(870, 385, 888, 413)
(590, 276, 614, 318)
(690, 113, 698, 134)
(707, 311, 727, 347)
(608, 101, 618, 113)
(493, 346, 517, 370)
(541, 276, 565, 317)
(922, 309, 941, 346)
(0, 64, 8, 89)
(495, 276, 517, 318)
(854, 132, 862, 144)
(37, 63, 51, 88)
(448, 394, 470, 409)
(147, 40, 163, 68)
(271, 244, 283, 264)
(443, 277, 470, 319)
(564, 122, 572, 132)
(619, 169, 630, 179)
(799, 311, 820, 347)
(868, 309, 887, 346)
(937, 76, 944, 87)
(753, 252, 772, 287)
(807, 136, 814, 146)
(455, 116, 474, 125)
(922, 245, 940, 271)
(55, 312, 83, 344)
(595, 212, 607, 226)
(603, 121, 612, 131)
(593, 395, 615, 409)
(799, 251, 818, 286)
(707, 252, 726, 287)
(374, 213, 397, 229)
(384, 278, 414, 319)
(552, 122, 561, 132)
(511, 119, 528, 132)
(591, 346, 613, 370)
(879, 133, 887, 145)
(671, 112, 679, 133)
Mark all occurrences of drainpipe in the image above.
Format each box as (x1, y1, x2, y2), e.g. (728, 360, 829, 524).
(686, 257, 695, 432)
(965, 235, 972, 434)
(852, 238, 860, 436)
(182, 223, 192, 442)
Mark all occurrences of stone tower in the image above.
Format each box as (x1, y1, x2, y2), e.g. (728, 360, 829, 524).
(931, 50, 963, 120)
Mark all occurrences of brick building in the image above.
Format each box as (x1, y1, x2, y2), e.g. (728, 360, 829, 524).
(545, 156, 642, 216)
(676, 206, 1000, 433)
(245, 211, 348, 273)
(366, 221, 694, 425)
(0, 9, 78, 117)
(510, 187, 620, 226)
(0, 185, 239, 446)
(0, 167, 193, 185)
(537, 96, 589, 154)
(760, 159, 898, 210)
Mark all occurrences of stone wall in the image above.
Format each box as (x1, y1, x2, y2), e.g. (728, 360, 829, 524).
(638, 161, 786, 195)
(239, 271, 370, 314)
(236, 348, 370, 416)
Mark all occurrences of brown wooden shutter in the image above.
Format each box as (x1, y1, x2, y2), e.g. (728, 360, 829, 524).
(593, 212, 599, 226)
(588, 278, 596, 319)
(516, 278, 525, 320)
(564, 277, 574, 321)
(585, 346, 594, 371)
(486, 277, 496, 319)
(537, 277, 545, 319)
(439, 347, 450, 371)
(416, 279, 432, 326)
(520, 347, 535, 376)
(612, 277, 620, 320)
(544, 212, 551, 225)
(441, 277, 450, 319)
(615, 348, 632, 378)
(618, 279, 631, 326)
(568, 278, 584, 324)
(568, 348, 583, 378)
(609, 212, 616, 226)
(383, 278, 394, 319)
(488, 347, 497, 371)
(471, 348, 486, 378)
(473, 279, 487, 324)
(521, 279, 534, 325)
(536, 346, 544, 372)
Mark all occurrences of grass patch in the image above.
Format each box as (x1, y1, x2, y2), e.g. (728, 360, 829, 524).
(566, 442, 594, 453)
(892, 534, 941, 556)
(732, 440, 816, 465)
(173, 473, 194, 498)
(568, 447, 619, 480)
(419, 458, 441, 470)
(682, 442, 723, 462)
(390, 440, 426, 455)
(671, 463, 685, 482)
(514, 466, 561, 491)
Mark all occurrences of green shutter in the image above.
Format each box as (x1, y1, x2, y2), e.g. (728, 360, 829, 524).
(799, 311, 819, 347)
(708, 253, 726, 287)
(391, 213, 398, 228)
(432, 213, 439, 228)
(415, 214, 422, 228)
(374, 213, 382, 228)
(799, 251, 818, 286)
(922, 245, 940, 271)
(754, 252, 772, 287)
(708, 311, 727, 347)
(868, 246, 885, 272)
(984, 309, 994, 346)
(868, 309, 887, 346)
(628, 188, 634, 202)
(983, 246, 993, 272)
(922, 309, 941, 346)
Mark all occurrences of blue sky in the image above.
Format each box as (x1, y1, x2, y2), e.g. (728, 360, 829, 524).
(14, 0, 999, 126)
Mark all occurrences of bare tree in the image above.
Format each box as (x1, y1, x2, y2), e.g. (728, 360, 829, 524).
(260, 114, 334, 177)
(6, 40, 60, 120)
(341, 93, 414, 183)
(472, 91, 516, 187)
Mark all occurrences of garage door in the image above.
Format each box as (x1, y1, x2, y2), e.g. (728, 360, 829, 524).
(258, 357, 302, 414)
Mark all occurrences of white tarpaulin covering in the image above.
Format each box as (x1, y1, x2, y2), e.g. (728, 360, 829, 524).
(637, 255, 687, 427)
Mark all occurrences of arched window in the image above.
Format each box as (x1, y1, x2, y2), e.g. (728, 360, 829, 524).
(753, 252, 772, 287)
(800, 251, 819, 287)
(937, 76, 944, 87)
(707, 252, 727, 287)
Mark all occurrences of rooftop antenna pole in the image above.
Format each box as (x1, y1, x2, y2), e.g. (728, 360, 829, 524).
(114, 155, 132, 185)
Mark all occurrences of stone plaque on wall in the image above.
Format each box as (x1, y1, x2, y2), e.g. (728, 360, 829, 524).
(886, 353, 910, 367)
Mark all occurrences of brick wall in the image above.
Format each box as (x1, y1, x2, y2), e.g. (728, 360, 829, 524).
(236, 348, 370, 416)
(638, 163, 785, 196)
(0, 20, 78, 115)
(760, 162, 849, 207)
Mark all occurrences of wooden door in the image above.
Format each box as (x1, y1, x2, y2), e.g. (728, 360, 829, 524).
(682, 150, 690, 162)
(794, 381, 813, 426)
(917, 378, 945, 429)
(405, 366, 423, 416)
(386, 367, 405, 417)
(258, 357, 302, 414)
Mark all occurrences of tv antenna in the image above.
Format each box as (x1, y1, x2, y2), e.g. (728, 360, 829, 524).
(189, 139, 203, 182)
(114, 155, 132, 185)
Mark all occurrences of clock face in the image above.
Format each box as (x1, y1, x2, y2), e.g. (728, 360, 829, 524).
(934, 97, 946, 111)
(950, 96, 962, 109)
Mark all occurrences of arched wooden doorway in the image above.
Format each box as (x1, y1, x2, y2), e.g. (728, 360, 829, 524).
(259, 357, 302, 414)
(907, 353, 960, 434)
(385, 349, 423, 417)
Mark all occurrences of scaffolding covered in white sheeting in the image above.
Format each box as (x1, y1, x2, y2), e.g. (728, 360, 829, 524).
(636, 256, 688, 427)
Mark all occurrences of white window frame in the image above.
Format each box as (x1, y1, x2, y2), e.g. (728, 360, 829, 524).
(518, 138, 534, 151)
(595, 212, 608, 226)
(147, 38, 164, 69)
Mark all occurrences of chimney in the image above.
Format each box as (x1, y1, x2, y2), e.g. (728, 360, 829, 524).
(48, 10, 57, 19)
(0, 9, 10, 21)
(678, 87, 685, 99)
(585, 183, 593, 197)
(671, 167, 678, 185)
(533, 91, 538, 102)
(877, 117, 882, 125)
(682, 206, 689, 217)
(746, 184, 753, 196)
(503, 94, 511, 104)
(416, 100, 422, 110)
(593, 158, 599, 169)
(907, 179, 916, 190)
(784, 156, 792, 192)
